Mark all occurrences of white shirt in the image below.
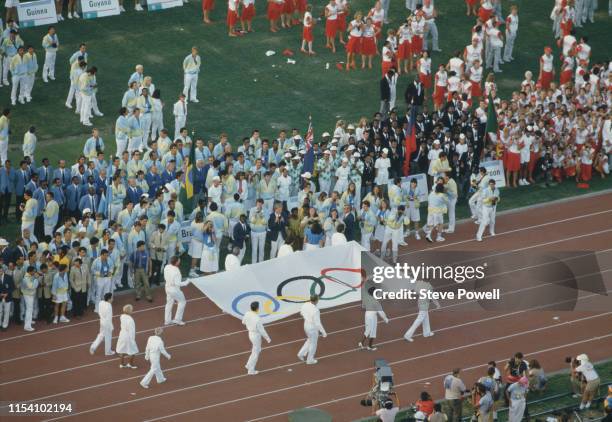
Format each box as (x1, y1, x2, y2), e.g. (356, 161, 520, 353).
(163, 264, 188, 292)
(541, 54, 554, 72)
(376, 408, 400, 422)
(331, 232, 347, 246)
(98, 300, 113, 329)
(300, 302, 326, 335)
(241, 311, 271, 341)
(145, 335, 171, 359)
(576, 362, 598, 381)
(173, 100, 187, 118)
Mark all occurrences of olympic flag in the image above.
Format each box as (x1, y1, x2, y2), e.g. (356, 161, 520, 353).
(190, 242, 365, 323)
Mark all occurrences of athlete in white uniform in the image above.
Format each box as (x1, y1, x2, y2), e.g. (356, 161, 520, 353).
(140, 327, 171, 389)
(90, 292, 115, 356)
(404, 280, 440, 342)
(297, 295, 327, 364)
(163, 256, 190, 326)
(242, 301, 272, 375)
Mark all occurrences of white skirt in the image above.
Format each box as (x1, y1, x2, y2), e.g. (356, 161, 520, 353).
(116, 332, 139, 355)
(53, 292, 69, 303)
(189, 239, 203, 258)
(200, 246, 219, 273)
(374, 224, 386, 242)
(427, 213, 444, 226)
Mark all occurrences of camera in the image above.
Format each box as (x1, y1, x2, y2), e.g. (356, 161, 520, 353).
(360, 359, 395, 408)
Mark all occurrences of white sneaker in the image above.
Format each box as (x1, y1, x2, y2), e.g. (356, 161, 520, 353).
(89, 347, 95, 355)
(579, 403, 585, 410)
(43, 78, 49, 83)
(73, 12, 80, 18)
(424, 332, 435, 337)
(188, 269, 198, 278)
(306, 359, 318, 365)
(105, 350, 116, 356)
(476, 237, 483, 242)
(68, 12, 73, 18)
(18, 98, 25, 104)
(83, 121, 93, 126)
(366, 346, 378, 351)
(399, 240, 408, 246)
(65, 103, 72, 109)
(135, 4, 143, 11)
(120, 364, 128, 368)
(11, 101, 16, 106)
(172, 319, 185, 326)
(358, 342, 365, 349)
(60, 316, 70, 323)
(53, 316, 59, 324)
(120, 5, 125, 11)
(490, 232, 496, 237)
(518, 179, 525, 186)
(140, 383, 149, 389)
(415, 233, 421, 240)
(247, 370, 259, 375)
(425, 235, 433, 243)
(435, 236, 445, 242)
(297, 355, 305, 362)
(444, 229, 454, 234)
(24, 327, 35, 332)
(94, 111, 104, 116)
(191, 98, 199, 103)
(585, 402, 591, 409)
(404, 336, 414, 342)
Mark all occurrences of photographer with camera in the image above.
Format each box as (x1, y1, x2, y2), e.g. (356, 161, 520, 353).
(575, 354, 600, 410)
(374, 396, 399, 422)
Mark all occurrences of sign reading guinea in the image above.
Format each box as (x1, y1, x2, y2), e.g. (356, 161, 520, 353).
(17, 0, 58, 27)
(81, 0, 121, 19)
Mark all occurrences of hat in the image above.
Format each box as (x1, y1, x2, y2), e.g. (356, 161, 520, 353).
(414, 411, 427, 421)
(382, 148, 389, 154)
(342, 157, 349, 163)
(331, 139, 339, 144)
(302, 172, 312, 179)
(347, 124, 355, 130)
(527, 125, 534, 131)
(291, 155, 300, 160)
(323, 149, 331, 154)
(141, 193, 149, 199)
(347, 145, 356, 151)
(0, 238, 9, 246)
(330, 146, 338, 151)
(212, 176, 221, 182)
(284, 152, 292, 158)
(82, 208, 91, 214)
(322, 132, 331, 137)
(459, 133, 466, 139)
(577, 353, 589, 363)
(353, 152, 361, 158)
(433, 140, 441, 145)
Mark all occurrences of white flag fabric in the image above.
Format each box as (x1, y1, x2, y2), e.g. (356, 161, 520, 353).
(190, 242, 364, 323)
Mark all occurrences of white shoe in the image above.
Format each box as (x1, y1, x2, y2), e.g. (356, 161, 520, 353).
(18, 98, 25, 104)
(3, 80, 9, 85)
(24, 327, 35, 332)
(424, 332, 435, 337)
(127, 364, 138, 369)
(120, 364, 128, 368)
(191, 98, 199, 103)
(68, 12, 73, 18)
(164, 320, 172, 326)
(53, 316, 58, 324)
(585, 402, 591, 409)
(140, 383, 149, 389)
(579, 403, 585, 410)
(89, 347, 95, 355)
(105, 350, 116, 356)
(120, 5, 125, 11)
(518, 179, 525, 186)
(247, 370, 259, 375)
(65, 103, 72, 109)
(415, 233, 421, 240)
(135, 4, 143, 11)
(59, 316, 70, 323)
(404, 336, 414, 342)
(425, 235, 433, 243)
(43, 78, 49, 83)
(94, 112, 104, 116)
(476, 237, 483, 242)
(398, 241, 407, 246)
(83, 121, 93, 126)
(474, 220, 481, 225)
(490, 232, 496, 237)
(444, 230, 454, 234)
(297, 355, 305, 362)
(158, 378, 167, 384)
(358, 342, 365, 350)
(306, 359, 318, 365)
(172, 319, 185, 326)
(73, 12, 80, 18)
(366, 346, 378, 351)
(435, 236, 445, 242)
(572, 394, 580, 399)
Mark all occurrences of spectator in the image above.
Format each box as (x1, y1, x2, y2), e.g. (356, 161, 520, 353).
(443, 368, 467, 421)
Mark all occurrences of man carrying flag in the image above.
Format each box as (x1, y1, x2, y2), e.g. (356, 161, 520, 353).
(403, 106, 418, 176)
(179, 134, 197, 216)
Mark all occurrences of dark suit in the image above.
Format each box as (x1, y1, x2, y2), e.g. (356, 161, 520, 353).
(126, 186, 143, 205)
(342, 212, 356, 241)
(267, 212, 287, 242)
(404, 82, 425, 109)
(232, 221, 251, 249)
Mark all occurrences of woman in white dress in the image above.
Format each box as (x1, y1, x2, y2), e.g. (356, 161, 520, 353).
(188, 212, 205, 277)
(200, 221, 219, 274)
(117, 305, 139, 369)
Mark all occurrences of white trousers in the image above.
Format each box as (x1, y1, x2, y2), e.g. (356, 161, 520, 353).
(44, 223, 56, 237)
(11, 75, 26, 103)
(297, 328, 319, 362)
(174, 116, 186, 140)
(382, 227, 403, 261)
(151, 114, 164, 140)
(469, 192, 482, 220)
(423, 21, 439, 51)
(2, 56, 11, 83)
(183, 73, 198, 101)
(141, 113, 152, 142)
(504, 32, 517, 61)
(91, 324, 113, 354)
(270, 235, 284, 259)
(94, 277, 112, 312)
(43, 51, 57, 80)
(447, 197, 457, 232)
(251, 231, 266, 263)
(364, 311, 379, 338)
(127, 136, 144, 153)
(476, 206, 496, 240)
(246, 332, 262, 371)
(509, 398, 526, 422)
(80, 94, 93, 124)
(404, 310, 431, 339)
(141, 354, 166, 386)
(0, 300, 11, 328)
(0, 140, 8, 164)
(165, 289, 186, 324)
(405, 0, 417, 11)
(66, 83, 81, 109)
(115, 138, 128, 158)
(361, 231, 373, 251)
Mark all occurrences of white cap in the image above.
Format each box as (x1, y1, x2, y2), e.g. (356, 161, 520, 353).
(284, 152, 292, 158)
(577, 354, 589, 363)
(293, 135, 301, 140)
(353, 152, 361, 158)
(342, 157, 349, 163)
(302, 172, 312, 179)
(322, 132, 331, 137)
(141, 193, 149, 199)
(347, 124, 355, 130)
(347, 145, 355, 151)
(330, 146, 338, 151)
(323, 150, 331, 154)
(212, 176, 221, 182)
(331, 139, 339, 144)
(82, 208, 91, 214)
(382, 148, 389, 154)
(527, 125, 534, 131)
(0, 238, 8, 246)
(433, 139, 441, 145)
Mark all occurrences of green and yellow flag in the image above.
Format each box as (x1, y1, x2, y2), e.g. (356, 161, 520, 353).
(180, 140, 196, 214)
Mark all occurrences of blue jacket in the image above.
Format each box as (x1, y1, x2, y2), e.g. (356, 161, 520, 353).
(49, 185, 65, 207)
(232, 221, 251, 249)
(0, 166, 15, 194)
(37, 166, 54, 185)
(15, 168, 31, 196)
(53, 167, 72, 188)
(192, 166, 207, 195)
(267, 211, 288, 242)
(126, 185, 143, 205)
(79, 194, 99, 214)
(65, 183, 81, 212)
(160, 170, 175, 186)
(33, 187, 47, 216)
(145, 172, 162, 196)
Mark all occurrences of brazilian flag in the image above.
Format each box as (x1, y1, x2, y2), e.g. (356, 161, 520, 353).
(180, 142, 196, 215)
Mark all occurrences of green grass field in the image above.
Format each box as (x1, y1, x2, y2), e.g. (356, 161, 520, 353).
(1, 0, 611, 238)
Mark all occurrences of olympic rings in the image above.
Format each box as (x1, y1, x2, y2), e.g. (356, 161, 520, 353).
(231, 268, 364, 317)
(231, 291, 280, 317)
